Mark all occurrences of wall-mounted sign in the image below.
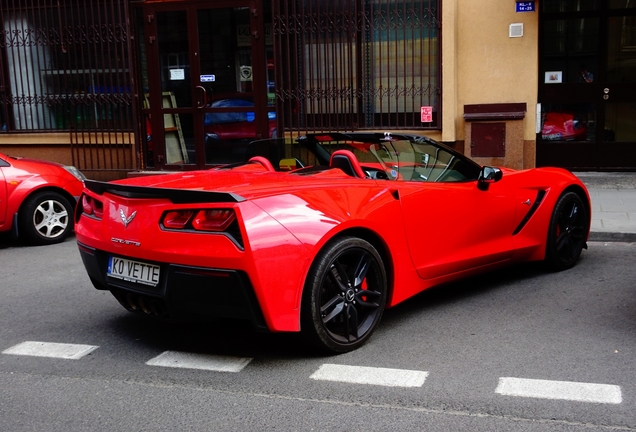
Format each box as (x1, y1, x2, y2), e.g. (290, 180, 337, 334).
(200, 75, 216, 83)
(240, 66, 253, 82)
(545, 71, 563, 84)
(420, 106, 433, 123)
(516, 1, 535, 12)
(169, 69, 185, 81)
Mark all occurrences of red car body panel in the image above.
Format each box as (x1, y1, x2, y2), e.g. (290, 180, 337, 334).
(0, 152, 84, 234)
(75, 134, 591, 337)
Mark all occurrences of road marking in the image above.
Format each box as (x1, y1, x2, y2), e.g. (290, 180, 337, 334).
(146, 351, 252, 372)
(310, 364, 428, 387)
(2, 341, 98, 360)
(496, 377, 622, 404)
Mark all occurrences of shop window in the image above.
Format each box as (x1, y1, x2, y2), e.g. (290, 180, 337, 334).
(540, 103, 596, 142)
(542, 18, 600, 84)
(610, 0, 636, 9)
(543, 0, 600, 13)
(273, 0, 441, 131)
(0, 1, 132, 132)
(605, 103, 636, 142)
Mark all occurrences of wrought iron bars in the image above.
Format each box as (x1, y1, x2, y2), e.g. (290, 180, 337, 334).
(0, 0, 135, 177)
(272, 0, 440, 135)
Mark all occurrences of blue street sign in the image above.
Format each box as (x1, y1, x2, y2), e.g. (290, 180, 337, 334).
(516, 1, 535, 12)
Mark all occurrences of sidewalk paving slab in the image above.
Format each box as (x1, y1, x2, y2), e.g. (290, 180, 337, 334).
(574, 172, 636, 242)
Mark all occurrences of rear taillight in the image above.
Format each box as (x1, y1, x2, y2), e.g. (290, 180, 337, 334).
(161, 208, 242, 249)
(162, 210, 195, 229)
(161, 208, 236, 232)
(192, 209, 236, 232)
(81, 194, 103, 219)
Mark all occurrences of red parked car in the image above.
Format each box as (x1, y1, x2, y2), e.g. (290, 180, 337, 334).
(0, 152, 85, 245)
(75, 132, 590, 353)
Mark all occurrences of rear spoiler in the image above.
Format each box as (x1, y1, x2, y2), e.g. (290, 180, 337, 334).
(84, 179, 246, 204)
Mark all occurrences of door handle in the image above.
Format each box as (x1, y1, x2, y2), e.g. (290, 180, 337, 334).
(196, 86, 207, 108)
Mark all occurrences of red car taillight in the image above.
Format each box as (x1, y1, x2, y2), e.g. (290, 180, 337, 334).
(192, 209, 236, 232)
(162, 210, 195, 229)
(161, 208, 244, 249)
(82, 194, 103, 219)
(161, 209, 236, 232)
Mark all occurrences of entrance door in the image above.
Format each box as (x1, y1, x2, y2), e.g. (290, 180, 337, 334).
(137, 1, 274, 170)
(537, 3, 636, 170)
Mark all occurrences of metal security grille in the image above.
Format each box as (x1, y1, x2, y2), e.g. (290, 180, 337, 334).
(272, 0, 440, 134)
(0, 0, 135, 177)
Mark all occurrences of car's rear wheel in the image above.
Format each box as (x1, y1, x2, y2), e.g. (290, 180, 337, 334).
(545, 191, 588, 271)
(18, 191, 74, 245)
(302, 236, 387, 353)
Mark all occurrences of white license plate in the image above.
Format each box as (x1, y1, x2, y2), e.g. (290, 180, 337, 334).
(107, 256, 160, 287)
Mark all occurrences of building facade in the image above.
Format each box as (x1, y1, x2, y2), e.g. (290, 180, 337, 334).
(0, 0, 634, 180)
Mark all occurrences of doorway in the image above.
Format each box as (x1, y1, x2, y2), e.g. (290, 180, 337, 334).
(136, 0, 275, 170)
(537, 2, 636, 170)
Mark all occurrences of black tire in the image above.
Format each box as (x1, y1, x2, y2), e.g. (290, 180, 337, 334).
(18, 191, 74, 245)
(301, 236, 387, 353)
(545, 191, 588, 271)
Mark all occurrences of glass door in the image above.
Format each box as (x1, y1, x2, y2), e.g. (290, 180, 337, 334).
(138, 0, 273, 170)
(538, 3, 636, 170)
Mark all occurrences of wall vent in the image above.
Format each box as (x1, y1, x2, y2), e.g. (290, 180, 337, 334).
(509, 23, 524, 38)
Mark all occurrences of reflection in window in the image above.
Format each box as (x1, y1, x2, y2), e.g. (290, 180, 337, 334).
(610, 0, 636, 9)
(607, 16, 636, 83)
(542, 18, 599, 84)
(541, 104, 595, 142)
(605, 103, 636, 142)
(542, 0, 600, 13)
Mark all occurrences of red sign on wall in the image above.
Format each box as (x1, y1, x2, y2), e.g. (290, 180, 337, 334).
(420, 106, 433, 123)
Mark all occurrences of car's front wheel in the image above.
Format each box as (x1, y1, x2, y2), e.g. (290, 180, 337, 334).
(545, 191, 588, 271)
(18, 191, 74, 245)
(302, 236, 387, 353)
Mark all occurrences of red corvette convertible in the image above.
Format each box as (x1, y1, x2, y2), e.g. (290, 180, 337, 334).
(1, 152, 85, 244)
(75, 132, 590, 353)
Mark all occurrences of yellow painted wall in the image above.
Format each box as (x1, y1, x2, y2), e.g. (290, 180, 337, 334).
(443, 0, 539, 143)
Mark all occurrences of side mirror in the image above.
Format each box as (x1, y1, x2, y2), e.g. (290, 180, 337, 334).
(477, 166, 503, 190)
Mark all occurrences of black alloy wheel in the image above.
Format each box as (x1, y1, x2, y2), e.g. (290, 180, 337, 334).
(302, 236, 387, 353)
(546, 191, 589, 271)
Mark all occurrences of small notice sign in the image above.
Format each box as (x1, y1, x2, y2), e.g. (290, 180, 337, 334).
(169, 69, 185, 81)
(516, 2, 535, 12)
(200, 75, 216, 83)
(420, 106, 433, 123)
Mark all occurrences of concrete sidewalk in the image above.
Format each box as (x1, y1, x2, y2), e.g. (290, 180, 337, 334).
(574, 172, 636, 242)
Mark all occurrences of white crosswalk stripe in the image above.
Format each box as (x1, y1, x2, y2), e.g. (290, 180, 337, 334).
(1, 340, 626, 405)
(310, 363, 428, 387)
(495, 377, 622, 404)
(146, 351, 252, 372)
(2, 341, 99, 360)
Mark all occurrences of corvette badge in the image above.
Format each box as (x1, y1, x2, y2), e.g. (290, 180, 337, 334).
(119, 209, 137, 228)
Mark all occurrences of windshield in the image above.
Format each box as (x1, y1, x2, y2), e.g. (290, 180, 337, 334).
(244, 134, 482, 182)
(335, 139, 481, 182)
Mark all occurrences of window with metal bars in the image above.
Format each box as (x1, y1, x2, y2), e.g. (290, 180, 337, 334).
(272, 0, 440, 133)
(0, 0, 132, 133)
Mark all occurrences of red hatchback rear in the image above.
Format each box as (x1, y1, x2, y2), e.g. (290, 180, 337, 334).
(0, 152, 85, 245)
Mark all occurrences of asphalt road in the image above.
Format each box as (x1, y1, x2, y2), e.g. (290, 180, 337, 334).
(1, 235, 635, 431)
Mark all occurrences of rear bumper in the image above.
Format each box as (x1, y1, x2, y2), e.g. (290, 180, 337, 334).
(78, 242, 268, 331)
